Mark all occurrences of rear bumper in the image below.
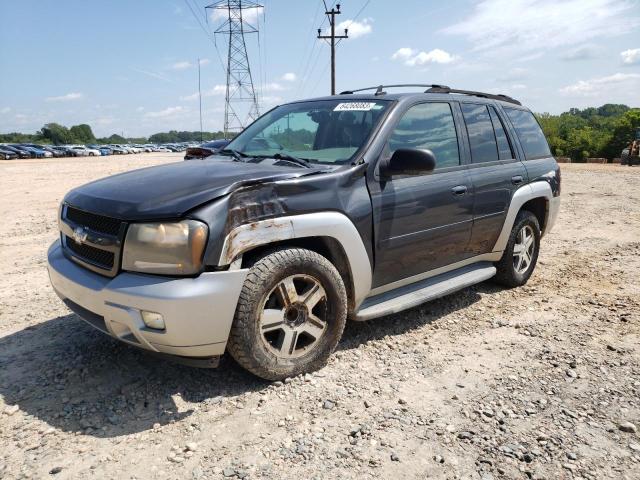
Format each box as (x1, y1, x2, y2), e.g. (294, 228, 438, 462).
(47, 240, 248, 359)
(544, 196, 561, 236)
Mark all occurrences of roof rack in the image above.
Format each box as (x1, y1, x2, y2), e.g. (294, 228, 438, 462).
(339, 84, 521, 106)
(424, 86, 521, 105)
(340, 84, 450, 96)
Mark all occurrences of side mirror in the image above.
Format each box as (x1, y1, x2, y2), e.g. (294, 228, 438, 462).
(381, 148, 436, 177)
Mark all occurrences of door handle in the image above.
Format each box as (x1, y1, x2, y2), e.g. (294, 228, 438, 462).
(451, 185, 468, 196)
(511, 175, 524, 185)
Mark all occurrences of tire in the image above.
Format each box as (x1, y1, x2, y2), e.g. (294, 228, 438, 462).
(621, 151, 629, 166)
(494, 210, 541, 288)
(227, 247, 347, 381)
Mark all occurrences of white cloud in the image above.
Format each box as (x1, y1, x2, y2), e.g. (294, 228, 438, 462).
(171, 61, 193, 70)
(560, 72, 640, 96)
(180, 84, 227, 101)
(391, 48, 415, 61)
(263, 82, 285, 92)
(45, 92, 84, 102)
(562, 44, 601, 61)
(391, 47, 457, 66)
(443, 0, 639, 55)
(135, 106, 145, 112)
(209, 5, 262, 25)
(144, 106, 188, 118)
(282, 72, 297, 82)
(621, 48, 640, 65)
(335, 18, 373, 39)
(0, 107, 10, 114)
(199, 58, 210, 66)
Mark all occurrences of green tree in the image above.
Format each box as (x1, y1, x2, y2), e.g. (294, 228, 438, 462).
(69, 124, 96, 143)
(40, 123, 72, 145)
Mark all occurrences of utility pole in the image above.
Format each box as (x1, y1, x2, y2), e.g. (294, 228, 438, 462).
(207, 0, 262, 139)
(317, 3, 348, 95)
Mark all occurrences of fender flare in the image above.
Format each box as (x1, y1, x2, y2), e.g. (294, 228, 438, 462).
(219, 212, 372, 308)
(492, 181, 554, 253)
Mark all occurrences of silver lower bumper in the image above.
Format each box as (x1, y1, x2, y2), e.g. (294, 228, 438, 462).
(47, 240, 248, 359)
(544, 196, 561, 236)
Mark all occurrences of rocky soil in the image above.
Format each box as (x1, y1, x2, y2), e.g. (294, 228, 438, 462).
(0, 155, 638, 480)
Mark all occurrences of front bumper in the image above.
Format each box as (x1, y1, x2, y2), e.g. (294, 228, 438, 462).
(47, 240, 248, 360)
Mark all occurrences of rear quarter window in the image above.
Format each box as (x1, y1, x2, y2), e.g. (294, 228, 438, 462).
(504, 108, 551, 159)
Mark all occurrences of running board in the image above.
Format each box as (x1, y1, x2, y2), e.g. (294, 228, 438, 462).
(355, 262, 496, 321)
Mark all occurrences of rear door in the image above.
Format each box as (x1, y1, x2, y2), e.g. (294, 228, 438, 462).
(368, 101, 474, 288)
(459, 102, 527, 255)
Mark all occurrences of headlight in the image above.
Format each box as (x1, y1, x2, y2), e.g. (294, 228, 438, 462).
(122, 220, 208, 275)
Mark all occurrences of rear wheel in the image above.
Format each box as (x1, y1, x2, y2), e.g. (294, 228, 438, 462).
(227, 247, 347, 381)
(494, 210, 541, 288)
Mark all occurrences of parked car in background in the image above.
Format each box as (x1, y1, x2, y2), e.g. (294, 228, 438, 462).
(12, 145, 46, 158)
(184, 139, 230, 160)
(88, 145, 112, 156)
(51, 146, 78, 157)
(24, 144, 63, 158)
(0, 147, 18, 160)
(108, 145, 127, 154)
(70, 145, 101, 156)
(1, 145, 31, 158)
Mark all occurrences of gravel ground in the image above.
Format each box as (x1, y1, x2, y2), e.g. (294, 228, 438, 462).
(0, 154, 639, 480)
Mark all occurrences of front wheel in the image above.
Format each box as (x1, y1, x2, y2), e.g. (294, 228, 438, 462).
(227, 247, 347, 381)
(494, 210, 541, 288)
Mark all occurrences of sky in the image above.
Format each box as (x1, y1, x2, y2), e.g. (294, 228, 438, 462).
(0, 0, 639, 137)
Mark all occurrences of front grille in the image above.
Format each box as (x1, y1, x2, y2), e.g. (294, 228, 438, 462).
(66, 206, 122, 236)
(61, 205, 124, 277)
(66, 236, 115, 270)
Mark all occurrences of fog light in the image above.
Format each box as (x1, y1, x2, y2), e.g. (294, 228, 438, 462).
(141, 311, 165, 330)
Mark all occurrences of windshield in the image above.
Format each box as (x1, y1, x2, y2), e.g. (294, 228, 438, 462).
(225, 99, 391, 165)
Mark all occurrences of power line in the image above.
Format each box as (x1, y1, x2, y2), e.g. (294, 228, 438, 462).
(295, 0, 323, 94)
(350, 0, 371, 25)
(183, 0, 227, 75)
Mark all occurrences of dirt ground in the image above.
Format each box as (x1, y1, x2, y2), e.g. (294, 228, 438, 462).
(0, 154, 639, 480)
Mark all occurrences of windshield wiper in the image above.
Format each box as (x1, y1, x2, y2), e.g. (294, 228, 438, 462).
(271, 152, 313, 168)
(219, 148, 249, 162)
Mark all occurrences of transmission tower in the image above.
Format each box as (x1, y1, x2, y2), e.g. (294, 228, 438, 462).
(206, 0, 262, 138)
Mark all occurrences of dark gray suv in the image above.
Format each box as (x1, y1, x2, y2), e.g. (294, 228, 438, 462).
(47, 85, 560, 380)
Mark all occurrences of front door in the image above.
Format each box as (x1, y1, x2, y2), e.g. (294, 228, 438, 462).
(369, 102, 474, 288)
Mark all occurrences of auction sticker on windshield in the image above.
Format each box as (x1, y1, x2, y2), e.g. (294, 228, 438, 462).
(333, 102, 377, 112)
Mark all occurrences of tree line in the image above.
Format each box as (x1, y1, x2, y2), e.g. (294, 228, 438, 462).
(0, 123, 228, 145)
(536, 104, 640, 161)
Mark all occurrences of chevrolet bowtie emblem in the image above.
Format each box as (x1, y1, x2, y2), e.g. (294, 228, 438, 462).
(72, 226, 88, 245)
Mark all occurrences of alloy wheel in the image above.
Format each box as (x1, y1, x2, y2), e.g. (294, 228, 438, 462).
(259, 274, 328, 359)
(513, 225, 535, 274)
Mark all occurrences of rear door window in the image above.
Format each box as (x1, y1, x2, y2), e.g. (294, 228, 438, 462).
(488, 106, 514, 160)
(461, 104, 499, 163)
(504, 108, 551, 159)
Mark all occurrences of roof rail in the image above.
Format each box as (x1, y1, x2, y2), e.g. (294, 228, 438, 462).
(424, 86, 521, 105)
(339, 84, 521, 105)
(339, 84, 450, 96)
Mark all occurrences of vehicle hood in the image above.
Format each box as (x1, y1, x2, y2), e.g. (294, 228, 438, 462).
(64, 158, 323, 220)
